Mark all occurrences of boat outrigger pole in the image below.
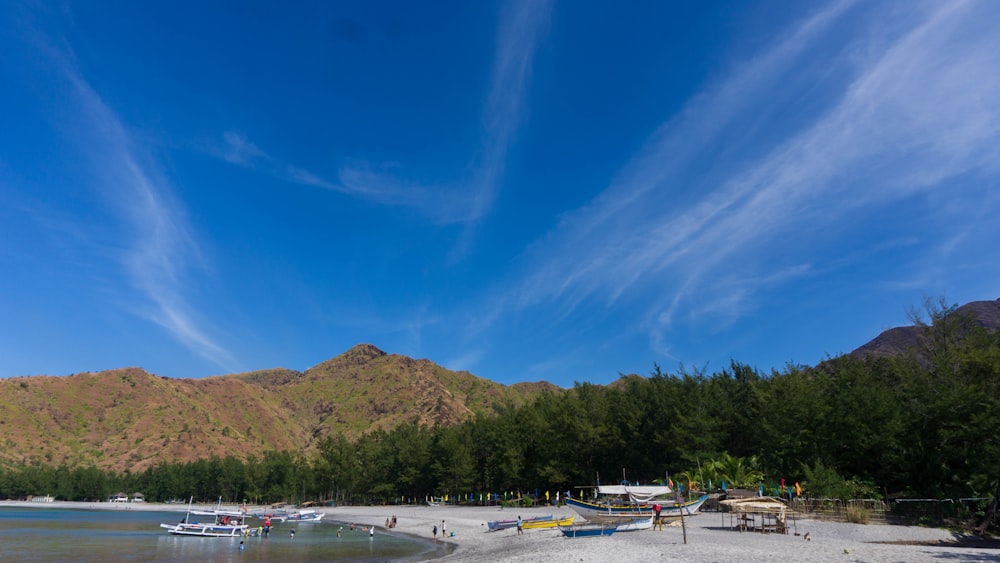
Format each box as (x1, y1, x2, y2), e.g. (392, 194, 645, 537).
(184, 496, 193, 524)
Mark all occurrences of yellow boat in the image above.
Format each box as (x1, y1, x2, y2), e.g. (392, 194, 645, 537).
(521, 515, 574, 530)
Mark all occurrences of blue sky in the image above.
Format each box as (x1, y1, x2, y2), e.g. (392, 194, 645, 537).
(2, 1, 999, 387)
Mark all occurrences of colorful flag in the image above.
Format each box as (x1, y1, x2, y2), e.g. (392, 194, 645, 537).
(795, 482, 801, 496)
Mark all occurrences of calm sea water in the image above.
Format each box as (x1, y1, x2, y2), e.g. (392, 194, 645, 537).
(0, 507, 445, 562)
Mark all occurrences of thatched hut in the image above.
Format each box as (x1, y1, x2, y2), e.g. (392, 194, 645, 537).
(719, 496, 790, 534)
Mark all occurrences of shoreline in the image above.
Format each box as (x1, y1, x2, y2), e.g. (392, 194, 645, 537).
(2, 500, 996, 561)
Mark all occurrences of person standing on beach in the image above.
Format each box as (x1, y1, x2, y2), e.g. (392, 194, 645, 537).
(516, 515, 523, 535)
(432, 524, 438, 542)
(442, 520, 446, 537)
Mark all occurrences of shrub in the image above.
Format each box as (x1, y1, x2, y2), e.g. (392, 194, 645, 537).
(846, 505, 870, 524)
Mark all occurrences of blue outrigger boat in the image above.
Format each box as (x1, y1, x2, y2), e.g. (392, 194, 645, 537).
(558, 523, 616, 538)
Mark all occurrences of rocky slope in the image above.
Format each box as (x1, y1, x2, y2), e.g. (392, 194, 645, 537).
(0, 344, 556, 472)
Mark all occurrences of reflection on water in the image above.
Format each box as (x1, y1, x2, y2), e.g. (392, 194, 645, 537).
(0, 507, 443, 562)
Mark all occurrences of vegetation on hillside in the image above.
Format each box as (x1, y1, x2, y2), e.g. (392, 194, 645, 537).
(1, 301, 998, 527)
(0, 344, 548, 472)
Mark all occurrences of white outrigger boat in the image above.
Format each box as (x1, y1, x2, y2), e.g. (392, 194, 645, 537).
(285, 508, 324, 523)
(160, 498, 250, 537)
(566, 484, 708, 519)
(614, 516, 654, 532)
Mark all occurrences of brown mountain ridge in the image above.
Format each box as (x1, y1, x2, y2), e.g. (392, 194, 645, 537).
(850, 298, 1000, 360)
(0, 344, 557, 473)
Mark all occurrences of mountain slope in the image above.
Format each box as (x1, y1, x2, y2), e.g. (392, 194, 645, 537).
(230, 343, 554, 440)
(0, 344, 556, 473)
(850, 298, 1000, 360)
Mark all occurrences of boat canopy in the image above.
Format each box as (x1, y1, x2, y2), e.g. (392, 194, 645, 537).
(597, 485, 672, 502)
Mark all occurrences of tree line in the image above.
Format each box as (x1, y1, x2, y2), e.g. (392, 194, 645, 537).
(2, 301, 997, 514)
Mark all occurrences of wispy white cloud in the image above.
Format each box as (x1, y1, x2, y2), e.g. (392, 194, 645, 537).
(469, 0, 552, 221)
(212, 0, 552, 228)
(219, 131, 266, 166)
(213, 130, 461, 220)
(507, 1, 1000, 344)
(34, 33, 240, 373)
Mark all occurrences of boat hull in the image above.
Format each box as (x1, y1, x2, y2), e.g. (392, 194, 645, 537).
(558, 525, 616, 538)
(160, 523, 249, 537)
(286, 510, 324, 523)
(487, 515, 552, 531)
(614, 516, 653, 532)
(521, 515, 574, 529)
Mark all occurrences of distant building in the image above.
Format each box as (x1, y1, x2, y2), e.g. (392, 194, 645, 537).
(132, 493, 145, 502)
(109, 493, 129, 503)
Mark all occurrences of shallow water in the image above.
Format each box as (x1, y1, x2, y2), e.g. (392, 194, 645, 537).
(0, 507, 442, 562)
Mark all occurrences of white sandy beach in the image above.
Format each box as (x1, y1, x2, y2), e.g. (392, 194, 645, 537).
(316, 504, 1000, 562)
(4, 500, 997, 562)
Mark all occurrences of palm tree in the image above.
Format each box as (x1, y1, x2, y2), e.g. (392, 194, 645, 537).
(705, 453, 763, 489)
